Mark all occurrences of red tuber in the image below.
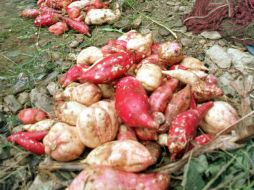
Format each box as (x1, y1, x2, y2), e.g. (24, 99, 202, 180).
(18, 108, 47, 124)
(48, 21, 68, 35)
(168, 101, 214, 160)
(149, 79, 179, 112)
(115, 76, 158, 129)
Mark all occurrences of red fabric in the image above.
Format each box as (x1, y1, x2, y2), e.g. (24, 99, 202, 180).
(183, 0, 254, 45)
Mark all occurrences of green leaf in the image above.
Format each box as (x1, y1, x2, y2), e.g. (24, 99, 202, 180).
(182, 158, 206, 190)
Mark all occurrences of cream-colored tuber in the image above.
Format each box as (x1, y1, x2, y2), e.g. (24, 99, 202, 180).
(77, 100, 119, 148)
(54, 82, 102, 106)
(76, 46, 104, 65)
(54, 101, 87, 125)
(200, 101, 239, 134)
(136, 63, 162, 91)
(43, 122, 85, 161)
(83, 140, 155, 172)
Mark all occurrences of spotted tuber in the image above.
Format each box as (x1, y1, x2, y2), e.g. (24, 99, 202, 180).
(43, 122, 85, 161)
(115, 76, 158, 129)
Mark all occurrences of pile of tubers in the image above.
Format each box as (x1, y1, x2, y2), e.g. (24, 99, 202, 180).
(20, 0, 121, 35)
(8, 30, 240, 189)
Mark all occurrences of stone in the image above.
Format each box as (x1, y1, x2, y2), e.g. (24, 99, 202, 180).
(199, 39, 206, 45)
(180, 38, 192, 47)
(47, 82, 60, 96)
(69, 40, 80, 48)
(132, 17, 142, 29)
(218, 72, 236, 95)
(17, 92, 29, 105)
(206, 45, 232, 69)
(4, 95, 22, 113)
(201, 31, 222, 40)
(159, 28, 170, 37)
(30, 87, 53, 114)
(227, 48, 254, 74)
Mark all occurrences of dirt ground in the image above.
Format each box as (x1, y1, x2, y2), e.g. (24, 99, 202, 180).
(0, 0, 254, 189)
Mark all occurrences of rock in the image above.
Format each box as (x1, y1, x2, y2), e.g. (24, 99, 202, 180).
(4, 95, 22, 113)
(201, 31, 222, 40)
(218, 40, 226, 47)
(30, 87, 53, 114)
(180, 38, 192, 47)
(132, 17, 142, 29)
(140, 28, 151, 35)
(173, 18, 183, 27)
(51, 52, 61, 61)
(39, 71, 59, 86)
(17, 92, 29, 105)
(218, 72, 236, 95)
(206, 45, 232, 69)
(199, 39, 206, 45)
(67, 53, 76, 61)
(69, 40, 80, 48)
(159, 28, 170, 37)
(47, 82, 60, 96)
(227, 48, 254, 74)
(179, 6, 188, 12)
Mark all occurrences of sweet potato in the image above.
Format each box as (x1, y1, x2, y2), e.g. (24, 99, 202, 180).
(48, 21, 68, 35)
(98, 84, 115, 99)
(168, 102, 213, 160)
(162, 69, 200, 85)
(67, 166, 170, 190)
(117, 125, 137, 141)
(149, 79, 179, 112)
(76, 46, 104, 65)
(200, 101, 239, 134)
(77, 100, 119, 148)
(34, 12, 60, 27)
(141, 141, 161, 164)
(54, 82, 102, 106)
(180, 56, 208, 71)
(159, 85, 191, 133)
(66, 6, 81, 19)
(158, 133, 168, 146)
(20, 9, 40, 18)
(118, 30, 153, 58)
(115, 76, 158, 129)
(83, 140, 154, 172)
(22, 119, 55, 131)
(63, 17, 90, 34)
(136, 63, 162, 91)
(158, 41, 184, 65)
(78, 52, 134, 84)
(54, 101, 87, 125)
(162, 69, 223, 101)
(135, 128, 158, 141)
(43, 122, 85, 161)
(18, 108, 48, 124)
(85, 3, 121, 25)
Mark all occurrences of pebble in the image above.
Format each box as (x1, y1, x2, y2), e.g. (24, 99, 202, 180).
(206, 45, 232, 69)
(4, 95, 22, 113)
(159, 28, 170, 37)
(30, 87, 53, 114)
(218, 72, 236, 95)
(47, 82, 60, 96)
(201, 31, 222, 40)
(180, 38, 192, 47)
(69, 40, 80, 48)
(199, 39, 206, 45)
(227, 48, 254, 74)
(17, 92, 29, 105)
(132, 17, 142, 29)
